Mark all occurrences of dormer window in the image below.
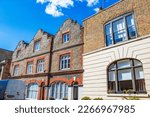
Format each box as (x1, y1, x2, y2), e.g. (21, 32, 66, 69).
(62, 33, 70, 43)
(34, 40, 40, 52)
(16, 50, 21, 58)
(105, 13, 137, 46)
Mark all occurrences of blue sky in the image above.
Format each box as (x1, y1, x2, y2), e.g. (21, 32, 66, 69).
(0, 0, 119, 51)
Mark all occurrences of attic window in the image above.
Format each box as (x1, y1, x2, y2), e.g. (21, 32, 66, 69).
(34, 40, 40, 52)
(62, 32, 70, 43)
(16, 50, 21, 58)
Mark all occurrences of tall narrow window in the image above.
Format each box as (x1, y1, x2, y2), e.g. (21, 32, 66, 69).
(26, 83, 38, 100)
(14, 65, 19, 76)
(73, 82, 78, 100)
(60, 54, 70, 70)
(34, 41, 40, 51)
(27, 62, 33, 74)
(105, 13, 137, 46)
(37, 59, 44, 73)
(108, 59, 146, 94)
(63, 33, 70, 43)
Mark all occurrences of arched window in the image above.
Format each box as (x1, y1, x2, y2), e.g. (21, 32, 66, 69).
(26, 83, 38, 99)
(108, 59, 146, 94)
(50, 82, 68, 100)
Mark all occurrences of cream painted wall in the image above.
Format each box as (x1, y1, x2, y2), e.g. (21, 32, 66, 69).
(83, 35, 150, 100)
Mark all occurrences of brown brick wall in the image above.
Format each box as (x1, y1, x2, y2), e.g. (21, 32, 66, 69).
(53, 19, 82, 51)
(83, 0, 150, 53)
(10, 29, 53, 77)
(51, 46, 83, 73)
(51, 19, 83, 74)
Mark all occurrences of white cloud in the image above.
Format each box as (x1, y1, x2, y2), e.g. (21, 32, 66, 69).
(36, 0, 46, 4)
(94, 7, 99, 13)
(45, 3, 64, 17)
(86, 0, 99, 7)
(36, 0, 99, 17)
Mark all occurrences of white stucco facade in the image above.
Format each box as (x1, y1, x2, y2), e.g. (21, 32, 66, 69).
(82, 35, 150, 99)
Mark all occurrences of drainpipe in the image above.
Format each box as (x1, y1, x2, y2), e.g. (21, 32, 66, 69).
(46, 35, 54, 100)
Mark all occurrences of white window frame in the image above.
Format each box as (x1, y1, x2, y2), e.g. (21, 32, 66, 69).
(49, 82, 68, 100)
(26, 83, 38, 100)
(14, 65, 19, 76)
(60, 54, 70, 70)
(27, 62, 33, 74)
(34, 41, 40, 51)
(17, 50, 21, 58)
(37, 59, 44, 73)
(63, 33, 70, 43)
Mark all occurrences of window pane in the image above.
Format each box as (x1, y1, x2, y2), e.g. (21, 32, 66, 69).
(136, 79, 146, 92)
(134, 60, 142, 66)
(109, 71, 116, 81)
(135, 67, 144, 79)
(60, 55, 70, 69)
(37, 60, 44, 73)
(17, 50, 21, 58)
(63, 33, 70, 43)
(118, 80, 133, 92)
(126, 15, 136, 38)
(105, 24, 111, 35)
(60, 83, 63, 99)
(117, 60, 131, 69)
(64, 84, 68, 98)
(105, 24, 113, 46)
(108, 81, 116, 93)
(113, 19, 127, 43)
(108, 63, 116, 70)
(27, 62, 33, 74)
(14, 65, 19, 76)
(27, 83, 38, 99)
(34, 41, 40, 51)
(51, 84, 55, 98)
(118, 69, 132, 81)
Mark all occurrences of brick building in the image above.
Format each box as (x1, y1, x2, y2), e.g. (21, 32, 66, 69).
(48, 19, 84, 100)
(0, 48, 13, 80)
(10, 29, 53, 100)
(10, 19, 83, 100)
(82, 0, 150, 99)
